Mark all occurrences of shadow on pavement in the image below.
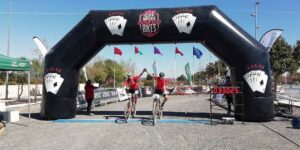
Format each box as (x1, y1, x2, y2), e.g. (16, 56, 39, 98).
(77, 110, 225, 120)
(20, 111, 226, 121)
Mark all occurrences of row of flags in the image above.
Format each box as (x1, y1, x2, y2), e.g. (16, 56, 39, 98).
(114, 46, 203, 59)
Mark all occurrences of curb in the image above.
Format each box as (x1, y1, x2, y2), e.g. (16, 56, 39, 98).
(6, 101, 41, 109)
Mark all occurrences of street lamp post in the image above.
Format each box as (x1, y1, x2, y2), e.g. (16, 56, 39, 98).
(5, 0, 12, 99)
(250, 0, 260, 39)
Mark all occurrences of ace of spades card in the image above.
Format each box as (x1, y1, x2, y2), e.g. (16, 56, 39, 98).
(44, 73, 64, 94)
(104, 16, 127, 36)
(256, 71, 268, 93)
(172, 13, 196, 34)
(244, 70, 268, 93)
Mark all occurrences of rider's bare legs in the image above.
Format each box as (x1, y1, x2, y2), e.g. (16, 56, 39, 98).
(161, 95, 168, 108)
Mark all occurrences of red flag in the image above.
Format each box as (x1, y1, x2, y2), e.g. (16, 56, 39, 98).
(114, 47, 122, 56)
(175, 47, 184, 56)
(135, 46, 139, 54)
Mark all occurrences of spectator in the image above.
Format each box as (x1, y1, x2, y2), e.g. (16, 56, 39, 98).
(224, 76, 233, 115)
(84, 79, 97, 115)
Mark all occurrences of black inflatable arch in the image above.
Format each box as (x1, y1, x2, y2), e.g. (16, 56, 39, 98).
(41, 6, 274, 121)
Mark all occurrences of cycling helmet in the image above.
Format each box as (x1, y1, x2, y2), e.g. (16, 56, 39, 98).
(159, 72, 165, 77)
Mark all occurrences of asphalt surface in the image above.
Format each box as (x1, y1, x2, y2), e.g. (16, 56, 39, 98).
(0, 94, 300, 150)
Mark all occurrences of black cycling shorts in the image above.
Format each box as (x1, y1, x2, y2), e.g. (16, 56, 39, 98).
(154, 89, 166, 97)
(129, 89, 139, 94)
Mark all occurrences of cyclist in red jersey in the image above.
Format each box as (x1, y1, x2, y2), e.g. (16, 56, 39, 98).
(144, 69, 168, 109)
(125, 69, 146, 106)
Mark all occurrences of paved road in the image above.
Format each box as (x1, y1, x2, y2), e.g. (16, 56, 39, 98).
(0, 94, 300, 150)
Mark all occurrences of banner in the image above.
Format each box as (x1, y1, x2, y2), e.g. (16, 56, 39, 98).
(152, 61, 157, 76)
(77, 88, 119, 110)
(33, 36, 48, 57)
(185, 63, 192, 85)
(260, 29, 283, 52)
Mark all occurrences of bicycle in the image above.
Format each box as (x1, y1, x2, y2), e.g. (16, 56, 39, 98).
(124, 92, 137, 122)
(152, 94, 163, 125)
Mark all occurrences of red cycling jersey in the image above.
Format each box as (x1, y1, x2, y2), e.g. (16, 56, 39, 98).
(154, 76, 166, 90)
(126, 76, 140, 90)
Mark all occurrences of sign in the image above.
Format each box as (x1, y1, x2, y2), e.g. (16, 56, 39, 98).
(243, 70, 268, 93)
(138, 10, 161, 37)
(44, 73, 64, 94)
(172, 13, 196, 34)
(77, 88, 119, 108)
(104, 15, 127, 36)
(211, 87, 241, 94)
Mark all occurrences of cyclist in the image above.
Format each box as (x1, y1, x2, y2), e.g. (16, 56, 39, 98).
(125, 69, 146, 106)
(144, 69, 168, 109)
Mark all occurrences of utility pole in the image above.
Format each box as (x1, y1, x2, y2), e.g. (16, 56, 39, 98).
(5, 0, 12, 99)
(250, 0, 260, 39)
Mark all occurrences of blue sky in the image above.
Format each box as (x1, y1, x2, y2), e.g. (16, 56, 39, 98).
(0, 0, 300, 77)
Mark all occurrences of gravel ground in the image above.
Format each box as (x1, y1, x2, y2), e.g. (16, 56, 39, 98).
(0, 94, 299, 150)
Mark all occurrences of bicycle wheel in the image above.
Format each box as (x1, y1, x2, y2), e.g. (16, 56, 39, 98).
(152, 99, 158, 125)
(124, 101, 131, 122)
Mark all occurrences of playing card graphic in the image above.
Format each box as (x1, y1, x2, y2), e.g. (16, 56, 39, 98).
(104, 16, 127, 36)
(172, 13, 196, 34)
(44, 73, 64, 94)
(243, 70, 268, 93)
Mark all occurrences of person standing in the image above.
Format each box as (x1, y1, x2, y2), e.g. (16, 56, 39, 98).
(224, 76, 233, 115)
(85, 79, 97, 115)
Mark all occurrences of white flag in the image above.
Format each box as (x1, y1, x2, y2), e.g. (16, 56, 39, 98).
(33, 36, 48, 57)
(152, 61, 157, 76)
(260, 29, 283, 52)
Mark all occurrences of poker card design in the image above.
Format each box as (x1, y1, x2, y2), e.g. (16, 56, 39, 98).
(44, 73, 64, 94)
(172, 13, 196, 34)
(104, 16, 127, 36)
(243, 70, 268, 93)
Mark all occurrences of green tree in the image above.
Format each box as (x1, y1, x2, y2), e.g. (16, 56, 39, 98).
(205, 62, 216, 77)
(214, 60, 227, 77)
(103, 59, 125, 87)
(143, 74, 154, 86)
(31, 59, 43, 84)
(270, 37, 298, 92)
(177, 74, 188, 84)
(193, 71, 206, 84)
(87, 61, 106, 84)
(293, 40, 300, 66)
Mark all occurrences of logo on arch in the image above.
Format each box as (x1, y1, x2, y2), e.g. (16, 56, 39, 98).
(172, 13, 196, 34)
(243, 70, 268, 93)
(138, 10, 161, 37)
(105, 16, 127, 36)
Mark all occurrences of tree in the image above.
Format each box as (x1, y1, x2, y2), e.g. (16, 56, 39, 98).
(205, 62, 216, 77)
(293, 40, 300, 66)
(269, 36, 298, 92)
(177, 74, 188, 84)
(103, 59, 125, 87)
(143, 74, 153, 86)
(16, 73, 27, 100)
(214, 60, 227, 77)
(31, 59, 43, 84)
(193, 71, 206, 84)
(87, 61, 106, 84)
